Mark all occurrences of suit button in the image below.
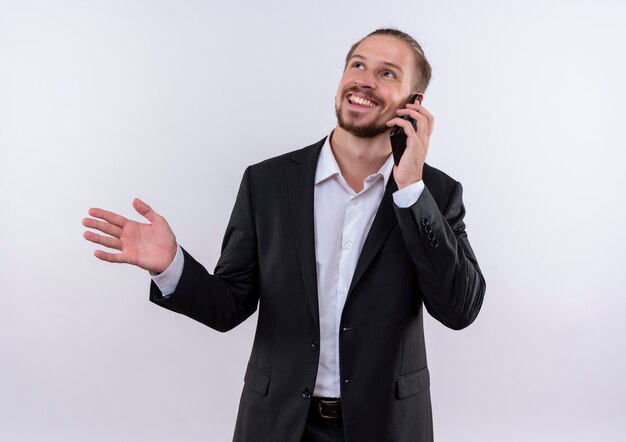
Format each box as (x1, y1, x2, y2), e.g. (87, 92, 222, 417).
(430, 239, 439, 248)
(427, 231, 436, 241)
(311, 339, 319, 351)
(424, 224, 433, 234)
(421, 217, 429, 226)
(302, 388, 312, 399)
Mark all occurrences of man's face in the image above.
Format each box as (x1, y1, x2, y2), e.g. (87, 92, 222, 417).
(335, 35, 418, 138)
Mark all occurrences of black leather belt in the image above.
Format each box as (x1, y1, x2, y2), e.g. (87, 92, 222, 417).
(308, 397, 342, 427)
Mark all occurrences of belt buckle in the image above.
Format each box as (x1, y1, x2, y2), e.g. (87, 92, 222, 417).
(318, 399, 340, 419)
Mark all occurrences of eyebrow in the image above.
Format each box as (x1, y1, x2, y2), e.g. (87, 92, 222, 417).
(350, 54, 404, 75)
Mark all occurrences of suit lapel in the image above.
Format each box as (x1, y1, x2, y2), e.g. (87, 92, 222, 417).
(285, 138, 325, 329)
(348, 177, 399, 297)
(285, 140, 400, 321)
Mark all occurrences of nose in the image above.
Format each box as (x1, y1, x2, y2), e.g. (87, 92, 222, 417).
(354, 72, 376, 89)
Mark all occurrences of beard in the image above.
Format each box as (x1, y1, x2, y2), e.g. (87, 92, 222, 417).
(335, 107, 390, 138)
(335, 88, 389, 138)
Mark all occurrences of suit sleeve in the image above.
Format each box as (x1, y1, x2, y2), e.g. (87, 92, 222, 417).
(149, 166, 259, 332)
(394, 181, 485, 330)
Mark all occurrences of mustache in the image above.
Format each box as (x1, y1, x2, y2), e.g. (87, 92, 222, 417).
(344, 87, 383, 104)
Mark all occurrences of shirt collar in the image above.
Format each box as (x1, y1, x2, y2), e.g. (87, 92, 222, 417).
(315, 132, 395, 187)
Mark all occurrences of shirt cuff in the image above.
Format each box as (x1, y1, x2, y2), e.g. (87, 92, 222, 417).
(150, 244, 184, 297)
(392, 180, 425, 208)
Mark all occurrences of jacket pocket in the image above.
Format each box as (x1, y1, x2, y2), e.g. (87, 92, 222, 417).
(244, 364, 270, 396)
(395, 366, 430, 399)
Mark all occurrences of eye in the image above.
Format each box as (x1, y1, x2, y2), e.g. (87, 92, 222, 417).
(382, 70, 396, 79)
(352, 62, 365, 70)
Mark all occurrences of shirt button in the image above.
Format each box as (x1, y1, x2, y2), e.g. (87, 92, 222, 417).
(340, 287, 347, 294)
(302, 388, 313, 399)
(345, 241, 353, 249)
(311, 339, 319, 351)
(351, 200, 358, 206)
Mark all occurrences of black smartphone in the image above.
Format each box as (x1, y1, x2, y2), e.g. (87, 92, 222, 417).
(390, 93, 422, 166)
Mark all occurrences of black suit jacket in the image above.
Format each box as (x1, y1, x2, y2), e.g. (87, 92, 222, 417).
(150, 137, 485, 442)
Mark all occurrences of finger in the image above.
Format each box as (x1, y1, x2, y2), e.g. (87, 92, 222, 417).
(387, 113, 426, 139)
(406, 103, 435, 136)
(395, 109, 429, 141)
(88, 208, 128, 228)
(83, 230, 123, 251)
(132, 198, 159, 223)
(407, 102, 434, 121)
(82, 217, 123, 238)
(395, 108, 428, 128)
(386, 117, 418, 135)
(93, 249, 128, 264)
(386, 116, 409, 130)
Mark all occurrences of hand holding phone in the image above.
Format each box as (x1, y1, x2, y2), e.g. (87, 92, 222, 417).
(390, 94, 422, 166)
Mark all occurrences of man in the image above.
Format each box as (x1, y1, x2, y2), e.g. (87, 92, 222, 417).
(83, 28, 485, 442)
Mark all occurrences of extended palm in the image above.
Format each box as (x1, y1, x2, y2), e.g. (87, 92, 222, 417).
(83, 198, 177, 274)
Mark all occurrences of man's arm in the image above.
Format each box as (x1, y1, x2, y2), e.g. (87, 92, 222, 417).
(83, 167, 260, 333)
(149, 167, 259, 332)
(395, 181, 485, 330)
(386, 96, 485, 329)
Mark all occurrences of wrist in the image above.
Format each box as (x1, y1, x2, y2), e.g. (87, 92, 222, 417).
(152, 243, 178, 274)
(395, 175, 422, 190)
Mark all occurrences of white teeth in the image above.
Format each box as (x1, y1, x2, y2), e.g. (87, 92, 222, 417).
(349, 95, 376, 107)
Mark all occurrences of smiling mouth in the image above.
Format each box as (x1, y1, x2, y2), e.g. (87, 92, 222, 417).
(347, 93, 378, 108)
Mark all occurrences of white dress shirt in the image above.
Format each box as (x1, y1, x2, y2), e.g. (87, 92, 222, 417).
(152, 134, 424, 398)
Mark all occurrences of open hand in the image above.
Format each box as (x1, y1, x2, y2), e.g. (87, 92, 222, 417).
(82, 198, 177, 274)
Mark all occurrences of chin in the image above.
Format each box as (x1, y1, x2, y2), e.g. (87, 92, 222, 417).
(337, 115, 389, 138)
(341, 125, 389, 138)
(349, 126, 388, 138)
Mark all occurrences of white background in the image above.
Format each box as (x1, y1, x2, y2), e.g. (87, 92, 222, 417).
(1, 0, 625, 440)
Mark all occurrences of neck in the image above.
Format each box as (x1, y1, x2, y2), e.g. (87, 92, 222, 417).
(329, 126, 391, 193)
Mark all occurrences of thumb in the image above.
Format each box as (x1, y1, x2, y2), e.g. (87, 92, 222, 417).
(132, 198, 158, 222)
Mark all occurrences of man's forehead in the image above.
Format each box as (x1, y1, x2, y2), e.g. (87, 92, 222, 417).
(349, 35, 415, 65)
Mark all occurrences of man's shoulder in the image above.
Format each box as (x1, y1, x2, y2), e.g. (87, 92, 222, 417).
(422, 163, 463, 209)
(423, 162, 460, 189)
